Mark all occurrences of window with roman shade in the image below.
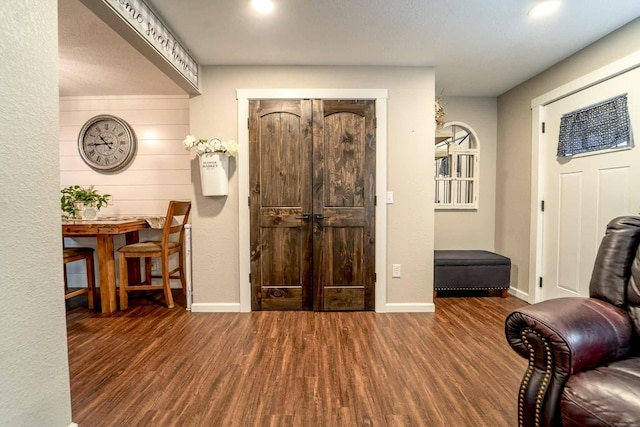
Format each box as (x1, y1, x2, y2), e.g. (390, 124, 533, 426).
(557, 93, 631, 157)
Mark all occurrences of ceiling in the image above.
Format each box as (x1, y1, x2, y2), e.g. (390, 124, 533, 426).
(58, 0, 185, 96)
(59, 0, 640, 97)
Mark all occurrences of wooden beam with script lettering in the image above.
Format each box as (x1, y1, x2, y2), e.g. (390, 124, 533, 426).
(79, 0, 200, 95)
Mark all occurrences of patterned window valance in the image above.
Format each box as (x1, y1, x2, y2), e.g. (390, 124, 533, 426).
(557, 93, 631, 157)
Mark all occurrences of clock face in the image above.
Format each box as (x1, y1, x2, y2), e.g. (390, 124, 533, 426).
(78, 115, 137, 172)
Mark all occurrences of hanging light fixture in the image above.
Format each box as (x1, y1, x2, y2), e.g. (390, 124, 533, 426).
(251, 0, 274, 14)
(528, 0, 561, 18)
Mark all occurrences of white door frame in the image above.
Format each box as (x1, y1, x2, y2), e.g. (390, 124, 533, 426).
(528, 51, 640, 304)
(236, 89, 389, 312)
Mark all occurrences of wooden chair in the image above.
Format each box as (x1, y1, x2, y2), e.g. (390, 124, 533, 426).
(118, 201, 191, 309)
(63, 247, 95, 309)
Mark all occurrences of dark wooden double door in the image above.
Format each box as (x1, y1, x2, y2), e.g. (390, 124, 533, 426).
(249, 99, 375, 311)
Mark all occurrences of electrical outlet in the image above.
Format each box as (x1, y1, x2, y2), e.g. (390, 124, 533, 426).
(151, 261, 159, 272)
(392, 264, 401, 278)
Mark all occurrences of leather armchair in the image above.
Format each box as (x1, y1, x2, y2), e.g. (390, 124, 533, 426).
(505, 216, 640, 427)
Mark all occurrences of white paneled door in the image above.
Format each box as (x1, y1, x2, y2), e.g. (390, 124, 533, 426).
(540, 66, 640, 301)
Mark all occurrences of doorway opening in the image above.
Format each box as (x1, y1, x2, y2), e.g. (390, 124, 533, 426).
(237, 89, 388, 312)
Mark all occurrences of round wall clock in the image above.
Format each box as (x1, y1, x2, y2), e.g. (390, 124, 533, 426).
(78, 115, 137, 172)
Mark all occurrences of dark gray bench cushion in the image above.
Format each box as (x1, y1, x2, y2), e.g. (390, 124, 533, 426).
(434, 250, 511, 291)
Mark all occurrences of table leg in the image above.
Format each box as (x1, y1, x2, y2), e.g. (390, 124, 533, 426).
(125, 231, 142, 285)
(96, 234, 116, 313)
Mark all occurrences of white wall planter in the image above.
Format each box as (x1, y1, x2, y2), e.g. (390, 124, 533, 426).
(199, 153, 229, 196)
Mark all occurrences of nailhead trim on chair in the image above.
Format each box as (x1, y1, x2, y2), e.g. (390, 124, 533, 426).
(519, 328, 553, 427)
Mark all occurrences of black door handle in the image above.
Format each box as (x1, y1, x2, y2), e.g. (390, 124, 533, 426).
(295, 214, 310, 220)
(315, 214, 325, 220)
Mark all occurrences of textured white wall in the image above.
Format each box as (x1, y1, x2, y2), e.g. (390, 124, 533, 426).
(434, 97, 497, 251)
(496, 18, 640, 293)
(189, 66, 435, 307)
(0, 1, 73, 425)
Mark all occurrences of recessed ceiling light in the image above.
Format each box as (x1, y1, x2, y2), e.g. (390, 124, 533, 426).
(528, 0, 561, 18)
(252, 0, 274, 14)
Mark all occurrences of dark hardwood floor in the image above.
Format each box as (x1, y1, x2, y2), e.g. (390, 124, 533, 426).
(66, 291, 528, 426)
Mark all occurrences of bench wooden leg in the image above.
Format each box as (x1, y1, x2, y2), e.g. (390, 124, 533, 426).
(501, 289, 508, 298)
(433, 290, 437, 299)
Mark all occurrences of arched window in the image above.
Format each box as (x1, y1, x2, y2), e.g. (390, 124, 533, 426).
(434, 121, 479, 209)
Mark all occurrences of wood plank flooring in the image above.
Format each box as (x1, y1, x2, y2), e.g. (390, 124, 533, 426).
(66, 292, 528, 426)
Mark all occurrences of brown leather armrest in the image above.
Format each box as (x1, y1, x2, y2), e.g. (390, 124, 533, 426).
(507, 297, 632, 373)
(505, 297, 632, 427)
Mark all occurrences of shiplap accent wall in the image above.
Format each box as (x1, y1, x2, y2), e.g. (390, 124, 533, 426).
(61, 95, 192, 287)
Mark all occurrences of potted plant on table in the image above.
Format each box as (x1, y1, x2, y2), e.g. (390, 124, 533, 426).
(183, 135, 238, 196)
(61, 185, 111, 219)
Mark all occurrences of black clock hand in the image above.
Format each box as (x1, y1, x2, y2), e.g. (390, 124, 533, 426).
(99, 135, 114, 147)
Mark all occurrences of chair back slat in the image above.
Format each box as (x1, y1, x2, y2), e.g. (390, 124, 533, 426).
(162, 201, 191, 249)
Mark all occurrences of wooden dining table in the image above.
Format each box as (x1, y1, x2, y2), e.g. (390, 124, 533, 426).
(62, 218, 149, 313)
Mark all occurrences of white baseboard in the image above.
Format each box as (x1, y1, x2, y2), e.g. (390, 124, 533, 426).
(190, 302, 241, 312)
(69, 423, 79, 427)
(190, 302, 436, 313)
(384, 302, 436, 313)
(509, 287, 529, 302)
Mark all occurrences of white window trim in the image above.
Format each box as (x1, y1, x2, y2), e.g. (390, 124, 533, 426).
(434, 121, 480, 210)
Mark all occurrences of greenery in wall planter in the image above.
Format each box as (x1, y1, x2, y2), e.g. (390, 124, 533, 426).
(61, 185, 111, 219)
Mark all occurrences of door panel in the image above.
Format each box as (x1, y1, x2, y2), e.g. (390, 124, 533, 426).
(557, 172, 582, 295)
(260, 227, 302, 286)
(540, 66, 640, 301)
(313, 100, 375, 311)
(260, 111, 304, 207)
(250, 100, 313, 310)
(323, 112, 366, 207)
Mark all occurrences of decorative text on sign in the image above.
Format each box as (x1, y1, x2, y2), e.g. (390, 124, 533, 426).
(201, 159, 220, 170)
(105, 0, 198, 87)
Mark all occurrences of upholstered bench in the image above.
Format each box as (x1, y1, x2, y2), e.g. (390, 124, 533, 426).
(434, 250, 511, 297)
